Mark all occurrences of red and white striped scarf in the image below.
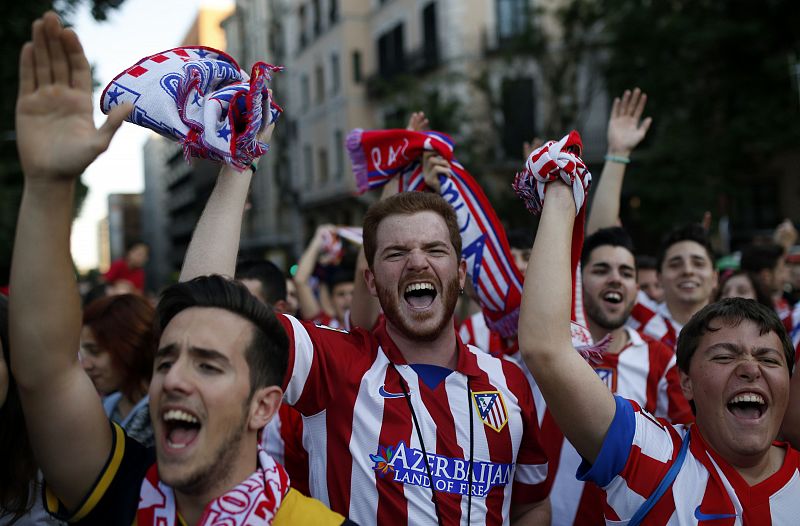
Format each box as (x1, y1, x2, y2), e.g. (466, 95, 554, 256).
(347, 128, 524, 340)
(513, 131, 607, 359)
(136, 448, 290, 526)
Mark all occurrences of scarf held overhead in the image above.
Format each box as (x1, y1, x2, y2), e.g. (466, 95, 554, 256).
(513, 132, 606, 358)
(137, 447, 290, 526)
(347, 128, 524, 339)
(101, 47, 282, 169)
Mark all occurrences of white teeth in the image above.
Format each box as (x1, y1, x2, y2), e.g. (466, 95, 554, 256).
(163, 409, 199, 424)
(167, 440, 187, 449)
(729, 393, 765, 405)
(603, 292, 622, 302)
(405, 282, 435, 294)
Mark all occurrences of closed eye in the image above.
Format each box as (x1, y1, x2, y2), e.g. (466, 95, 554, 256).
(199, 363, 222, 374)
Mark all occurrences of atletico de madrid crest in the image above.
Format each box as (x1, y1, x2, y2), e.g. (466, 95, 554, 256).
(472, 391, 509, 432)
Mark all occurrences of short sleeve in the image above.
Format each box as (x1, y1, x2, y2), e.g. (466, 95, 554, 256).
(44, 421, 154, 525)
(576, 395, 637, 487)
(279, 314, 372, 416)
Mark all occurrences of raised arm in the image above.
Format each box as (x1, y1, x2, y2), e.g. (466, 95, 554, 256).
(586, 88, 652, 235)
(518, 183, 616, 463)
(294, 224, 334, 320)
(10, 12, 132, 510)
(179, 124, 274, 282)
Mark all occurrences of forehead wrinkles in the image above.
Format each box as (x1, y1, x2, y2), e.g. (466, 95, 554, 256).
(376, 212, 451, 250)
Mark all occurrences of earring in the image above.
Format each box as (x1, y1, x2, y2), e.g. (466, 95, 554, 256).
(459, 287, 464, 295)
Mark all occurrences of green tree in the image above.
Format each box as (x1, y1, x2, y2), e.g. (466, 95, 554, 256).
(0, 1, 125, 286)
(599, 0, 800, 251)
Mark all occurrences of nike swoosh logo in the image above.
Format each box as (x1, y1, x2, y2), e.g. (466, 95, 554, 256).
(694, 505, 737, 521)
(378, 386, 405, 399)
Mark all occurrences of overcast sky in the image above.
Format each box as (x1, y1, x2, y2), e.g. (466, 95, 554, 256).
(70, 0, 233, 270)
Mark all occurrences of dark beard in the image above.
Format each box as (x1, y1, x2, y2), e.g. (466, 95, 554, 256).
(583, 294, 635, 331)
(377, 276, 460, 342)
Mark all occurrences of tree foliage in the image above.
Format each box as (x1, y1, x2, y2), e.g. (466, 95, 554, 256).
(598, 0, 800, 250)
(0, 1, 125, 285)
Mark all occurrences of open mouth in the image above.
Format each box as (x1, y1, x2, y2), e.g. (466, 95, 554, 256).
(677, 281, 699, 291)
(404, 282, 437, 309)
(602, 291, 623, 304)
(726, 392, 767, 420)
(163, 409, 201, 450)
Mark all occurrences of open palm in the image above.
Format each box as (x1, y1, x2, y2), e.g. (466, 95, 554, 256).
(16, 13, 130, 183)
(607, 88, 652, 155)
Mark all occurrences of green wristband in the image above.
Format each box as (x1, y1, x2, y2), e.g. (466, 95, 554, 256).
(604, 154, 630, 164)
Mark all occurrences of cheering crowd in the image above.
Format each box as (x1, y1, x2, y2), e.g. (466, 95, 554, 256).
(2, 11, 799, 526)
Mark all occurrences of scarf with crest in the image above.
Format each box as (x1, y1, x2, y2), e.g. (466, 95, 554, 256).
(347, 128, 524, 340)
(100, 47, 282, 170)
(136, 448, 290, 525)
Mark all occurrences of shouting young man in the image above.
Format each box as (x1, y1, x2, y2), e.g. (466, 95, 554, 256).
(521, 178, 799, 524)
(180, 172, 551, 524)
(9, 12, 350, 526)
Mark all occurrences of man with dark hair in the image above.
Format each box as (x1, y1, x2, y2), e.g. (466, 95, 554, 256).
(8, 13, 350, 525)
(538, 227, 691, 524)
(182, 177, 551, 522)
(635, 254, 663, 304)
(740, 243, 792, 325)
(629, 223, 718, 349)
(294, 225, 355, 330)
(235, 258, 289, 309)
(521, 179, 799, 524)
(232, 258, 310, 496)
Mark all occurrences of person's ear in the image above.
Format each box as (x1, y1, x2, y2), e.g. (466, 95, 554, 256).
(679, 369, 694, 405)
(248, 385, 283, 430)
(458, 258, 467, 289)
(364, 267, 378, 298)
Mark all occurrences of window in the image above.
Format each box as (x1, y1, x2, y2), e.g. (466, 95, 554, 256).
(334, 129, 344, 177)
(497, 0, 527, 41)
(304, 145, 314, 185)
(329, 0, 339, 24)
(301, 74, 310, 108)
(501, 78, 535, 159)
(352, 51, 362, 83)
(312, 0, 321, 37)
(299, 5, 307, 49)
(315, 64, 325, 103)
(318, 148, 329, 185)
(331, 53, 340, 94)
(377, 23, 405, 78)
(422, 2, 438, 65)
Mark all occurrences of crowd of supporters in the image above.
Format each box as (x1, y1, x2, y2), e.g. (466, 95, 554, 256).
(2, 11, 799, 526)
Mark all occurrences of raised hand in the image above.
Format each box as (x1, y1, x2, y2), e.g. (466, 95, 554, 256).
(406, 111, 430, 132)
(607, 88, 652, 157)
(15, 12, 131, 183)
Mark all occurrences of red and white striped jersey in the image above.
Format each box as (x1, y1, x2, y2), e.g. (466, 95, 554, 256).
(578, 396, 800, 525)
(458, 312, 504, 357)
(261, 403, 310, 495)
(628, 291, 683, 350)
(530, 327, 692, 525)
(278, 314, 548, 525)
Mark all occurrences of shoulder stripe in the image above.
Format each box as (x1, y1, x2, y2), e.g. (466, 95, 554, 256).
(284, 315, 315, 405)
